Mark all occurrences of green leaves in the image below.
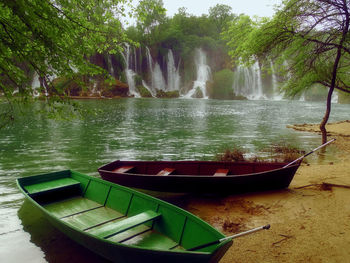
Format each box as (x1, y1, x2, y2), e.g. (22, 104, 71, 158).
(223, 0, 350, 97)
(0, 0, 130, 94)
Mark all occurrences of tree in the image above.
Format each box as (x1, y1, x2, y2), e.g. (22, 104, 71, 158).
(223, 0, 350, 143)
(0, 0, 130, 123)
(208, 4, 235, 32)
(135, 0, 166, 35)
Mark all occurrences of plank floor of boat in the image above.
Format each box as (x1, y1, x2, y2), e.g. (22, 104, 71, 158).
(44, 197, 184, 251)
(44, 196, 102, 218)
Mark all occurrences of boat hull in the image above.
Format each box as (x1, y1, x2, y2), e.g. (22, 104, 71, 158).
(17, 170, 232, 263)
(98, 160, 301, 193)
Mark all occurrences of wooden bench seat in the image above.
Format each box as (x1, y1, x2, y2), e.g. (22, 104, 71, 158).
(112, 166, 135, 173)
(213, 169, 229, 176)
(157, 168, 175, 176)
(86, 210, 161, 239)
(24, 177, 80, 195)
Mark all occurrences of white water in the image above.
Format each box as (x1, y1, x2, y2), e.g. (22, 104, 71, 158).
(31, 72, 41, 97)
(167, 50, 181, 91)
(232, 60, 266, 100)
(107, 54, 115, 77)
(184, 48, 211, 98)
(332, 91, 339, 103)
(152, 63, 166, 91)
(122, 44, 140, 97)
(270, 61, 284, 100)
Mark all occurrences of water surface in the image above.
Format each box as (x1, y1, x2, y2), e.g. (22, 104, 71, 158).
(0, 98, 348, 262)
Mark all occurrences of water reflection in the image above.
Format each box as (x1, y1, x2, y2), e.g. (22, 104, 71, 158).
(0, 98, 348, 262)
(17, 200, 110, 263)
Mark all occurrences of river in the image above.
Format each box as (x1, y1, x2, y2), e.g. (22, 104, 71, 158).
(0, 98, 348, 262)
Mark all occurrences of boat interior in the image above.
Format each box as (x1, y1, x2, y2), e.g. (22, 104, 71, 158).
(19, 170, 224, 253)
(105, 161, 287, 176)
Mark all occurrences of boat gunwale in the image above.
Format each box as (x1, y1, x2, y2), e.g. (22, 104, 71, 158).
(98, 160, 301, 178)
(16, 170, 230, 256)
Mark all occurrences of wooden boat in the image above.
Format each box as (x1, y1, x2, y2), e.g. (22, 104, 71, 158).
(17, 170, 232, 263)
(98, 160, 301, 193)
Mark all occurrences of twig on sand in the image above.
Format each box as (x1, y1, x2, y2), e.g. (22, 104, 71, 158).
(294, 184, 319, 189)
(294, 182, 350, 190)
(322, 183, 350, 189)
(272, 234, 293, 246)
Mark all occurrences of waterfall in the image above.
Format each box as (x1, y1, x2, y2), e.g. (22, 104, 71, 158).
(184, 48, 211, 98)
(31, 72, 41, 97)
(270, 61, 283, 100)
(145, 47, 156, 95)
(144, 48, 180, 94)
(107, 54, 115, 77)
(167, 50, 180, 91)
(254, 61, 264, 99)
(331, 91, 338, 103)
(232, 60, 265, 100)
(152, 63, 166, 91)
(142, 80, 156, 97)
(122, 44, 140, 97)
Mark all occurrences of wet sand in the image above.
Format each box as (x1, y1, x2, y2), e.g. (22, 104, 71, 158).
(185, 121, 350, 262)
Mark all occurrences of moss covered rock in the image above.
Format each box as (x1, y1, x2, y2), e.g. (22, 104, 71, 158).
(137, 85, 153, 97)
(156, 90, 180, 98)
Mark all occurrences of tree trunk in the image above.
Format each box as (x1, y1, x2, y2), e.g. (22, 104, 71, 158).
(319, 86, 334, 144)
(319, 47, 342, 144)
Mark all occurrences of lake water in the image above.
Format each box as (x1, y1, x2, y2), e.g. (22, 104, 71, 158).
(0, 98, 348, 262)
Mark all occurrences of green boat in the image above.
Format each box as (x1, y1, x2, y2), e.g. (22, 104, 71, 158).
(17, 170, 232, 263)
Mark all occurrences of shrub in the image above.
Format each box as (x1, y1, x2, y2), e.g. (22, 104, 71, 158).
(208, 69, 234, 99)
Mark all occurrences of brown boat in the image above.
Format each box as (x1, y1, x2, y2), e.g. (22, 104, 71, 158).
(98, 160, 301, 193)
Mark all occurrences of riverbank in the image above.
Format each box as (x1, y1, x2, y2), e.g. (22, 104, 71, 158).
(184, 120, 350, 262)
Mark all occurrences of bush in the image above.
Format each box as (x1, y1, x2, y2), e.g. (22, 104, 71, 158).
(215, 144, 304, 163)
(137, 85, 153, 97)
(215, 148, 245, 162)
(156, 90, 180, 98)
(193, 87, 203, 98)
(208, 69, 234, 99)
(338, 91, 350, 104)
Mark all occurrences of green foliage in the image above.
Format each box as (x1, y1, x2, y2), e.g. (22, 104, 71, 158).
(208, 69, 234, 99)
(222, 0, 350, 97)
(304, 85, 329, 101)
(209, 4, 236, 33)
(137, 85, 153, 97)
(193, 87, 203, 98)
(156, 90, 179, 98)
(0, 0, 130, 122)
(135, 0, 166, 35)
(338, 91, 350, 104)
(215, 143, 303, 163)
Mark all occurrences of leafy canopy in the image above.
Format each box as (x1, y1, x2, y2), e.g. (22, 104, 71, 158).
(0, 0, 130, 100)
(222, 0, 350, 97)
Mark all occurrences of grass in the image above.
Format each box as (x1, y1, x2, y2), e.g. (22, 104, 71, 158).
(215, 144, 305, 163)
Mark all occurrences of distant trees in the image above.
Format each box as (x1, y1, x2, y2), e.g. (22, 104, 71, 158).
(134, 0, 166, 35)
(209, 4, 236, 32)
(223, 0, 350, 143)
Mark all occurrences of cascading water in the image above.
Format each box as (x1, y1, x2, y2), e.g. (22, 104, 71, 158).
(167, 49, 180, 91)
(145, 48, 180, 94)
(270, 60, 283, 100)
(152, 63, 166, 91)
(122, 44, 141, 98)
(31, 72, 41, 97)
(232, 60, 265, 100)
(107, 54, 115, 78)
(184, 48, 211, 98)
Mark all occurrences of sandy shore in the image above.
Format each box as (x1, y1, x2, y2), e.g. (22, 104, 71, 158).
(185, 121, 350, 262)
